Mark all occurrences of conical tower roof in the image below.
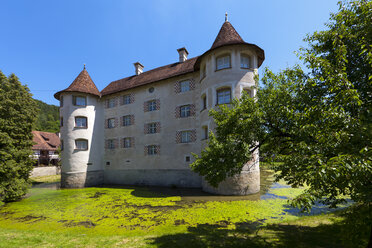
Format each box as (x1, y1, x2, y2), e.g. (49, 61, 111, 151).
(194, 19, 265, 69)
(210, 21, 245, 50)
(54, 66, 100, 100)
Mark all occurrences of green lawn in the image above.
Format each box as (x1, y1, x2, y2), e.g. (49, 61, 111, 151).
(0, 173, 369, 247)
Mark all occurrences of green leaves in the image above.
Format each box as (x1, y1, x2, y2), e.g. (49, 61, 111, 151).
(0, 70, 37, 203)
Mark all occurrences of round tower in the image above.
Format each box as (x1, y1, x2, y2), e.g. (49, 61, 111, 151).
(54, 66, 104, 188)
(195, 17, 265, 195)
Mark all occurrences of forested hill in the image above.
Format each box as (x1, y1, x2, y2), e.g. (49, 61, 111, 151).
(34, 99, 60, 133)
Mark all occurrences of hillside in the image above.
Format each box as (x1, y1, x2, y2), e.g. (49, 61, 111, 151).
(34, 99, 60, 133)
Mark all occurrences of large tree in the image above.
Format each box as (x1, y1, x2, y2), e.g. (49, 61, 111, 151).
(0, 71, 38, 204)
(191, 0, 371, 210)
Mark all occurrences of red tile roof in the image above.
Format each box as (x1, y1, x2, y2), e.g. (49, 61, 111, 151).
(32, 131, 60, 151)
(101, 57, 198, 96)
(54, 68, 100, 100)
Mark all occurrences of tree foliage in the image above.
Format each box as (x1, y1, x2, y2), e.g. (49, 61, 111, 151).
(34, 99, 60, 133)
(191, 0, 371, 210)
(0, 71, 38, 204)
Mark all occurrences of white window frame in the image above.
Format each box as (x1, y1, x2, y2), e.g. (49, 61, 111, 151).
(75, 116, 87, 128)
(217, 88, 231, 105)
(148, 145, 157, 155)
(75, 139, 88, 150)
(240, 55, 250, 68)
(73, 96, 86, 106)
(107, 139, 115, 149)
(216, 55, 231, 70)
(181, 131, 191, 143)
(108, 118, 115, 128)
(123, 95, 131, 105)
(148, 123, 157, 134)
(148, 100, 157, 111)
(180, 81, 190, 92)
(180, 105, 191, 117)
(108, 98, 116, 108)
(123, 115, 131, 126)
(123, 138, 131, 148)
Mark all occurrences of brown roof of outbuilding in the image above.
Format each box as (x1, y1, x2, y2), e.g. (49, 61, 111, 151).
(32, 131, 60, 151)
(210, 21, 245, 50)
(101, 57, 198, 96)
(54, 68, 100, 100)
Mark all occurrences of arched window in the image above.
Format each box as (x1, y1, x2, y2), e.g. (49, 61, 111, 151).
(217, 88, 231, 105)
(240, 54, 250, 68)
(216, 55, 231, 70)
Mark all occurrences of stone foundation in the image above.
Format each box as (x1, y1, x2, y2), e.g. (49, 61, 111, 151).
(61, 170, 104, 188)
(202, 170, 260, 195)
(31, 166, 61, 178)
(104, 169, 202, 188)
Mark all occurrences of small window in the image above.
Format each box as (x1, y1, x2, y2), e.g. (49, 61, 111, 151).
(123, 95, 131, 105)
(216, 55, 231, 70)
(185, 156, 191, 162)
(122, 115, 132, 126)
(241, 55, 250, 68)
(180, 105, 191, 118)
(108, 98, 116, 108)
(75, 139, 88, 150)
(60, 140, 63, 151)
(148, 100, 157, 111)
(60, 117, 63, 127)
(147, 145, 157, 155)
(148, 123, 157, 134)
(181, 131, 191, 143)
(202, 126, 208, 140)
(108, 118, 115, 128)
(60, 96, 64, 107)
(123, 137, 131, 148)
(75, 117, 87, 128)
(149, 87, 155, 93)
(73, 96, 86, 106)
(202, 95, 207, 110)
(180, 81, 190, 92)
(217, 88, 231, 105)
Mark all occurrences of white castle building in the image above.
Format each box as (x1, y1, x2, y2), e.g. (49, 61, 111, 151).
(54, 17, 265, 195)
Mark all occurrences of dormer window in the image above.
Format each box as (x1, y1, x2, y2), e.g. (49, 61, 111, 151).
(216, 55, 231, 70)
(73, 96, 86, 106)
(241, 55, 250, 68)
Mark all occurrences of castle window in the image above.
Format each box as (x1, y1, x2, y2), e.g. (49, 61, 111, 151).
(122, 115, 132, 126)
(216, 55, 231, 70)
(181, 131, 191, 143)
(123, 95, 131, 105)
(148, 123, 157, 134)
(148, 100, 157, 111)
(217, 88, 231, 105)
(123, 137, 132, 148)
(75, 139, 88, 150)
(60, 96, 64, 107)
(107, 139, 115, 149)
(201, 95, 207, 110)
(147, 145, 157, 155)
(180, 81, 190, 92)
(108, 118, 115, 128)
(73, 96, 86, 106)
(185, 156, 191, 162)
(202, 126, 208, 140)
(60, 117, 63, 127)
(243, 88, 252, 97)
(180, 105, 191, 118)
(108, 98, 116, 108)
(60, 140, 63, 151)
(75, 116, 87, 128)
(241, 55, 250, 68)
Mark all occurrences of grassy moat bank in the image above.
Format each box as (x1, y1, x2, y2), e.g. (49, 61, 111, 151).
(0, 167, 369, 247)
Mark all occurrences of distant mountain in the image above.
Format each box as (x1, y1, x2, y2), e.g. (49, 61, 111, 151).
(34, 99, 60, 133)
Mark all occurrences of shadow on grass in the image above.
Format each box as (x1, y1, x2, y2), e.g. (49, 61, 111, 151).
(148, 205, 371, 248)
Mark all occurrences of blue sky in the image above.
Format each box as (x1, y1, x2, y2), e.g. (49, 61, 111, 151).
(0, 0, 340, 105)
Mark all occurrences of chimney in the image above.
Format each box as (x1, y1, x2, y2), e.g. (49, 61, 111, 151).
(177, 47, 189, 62)
(134, 62, 144, 75)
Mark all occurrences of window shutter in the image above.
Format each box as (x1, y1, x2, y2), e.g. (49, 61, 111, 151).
(190, 79, 195, 90)
(175, 131, 181, 143)
(156, 99, 160, 110)
(131, 115, 135, 125)
(191, 129, 197, 142)
(175, 106, 180, 118)
(190, 104, 196, 116)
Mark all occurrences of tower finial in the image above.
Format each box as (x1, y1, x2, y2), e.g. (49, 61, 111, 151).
(83, 64, 86, 70)
(225, 12, 228, 22)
